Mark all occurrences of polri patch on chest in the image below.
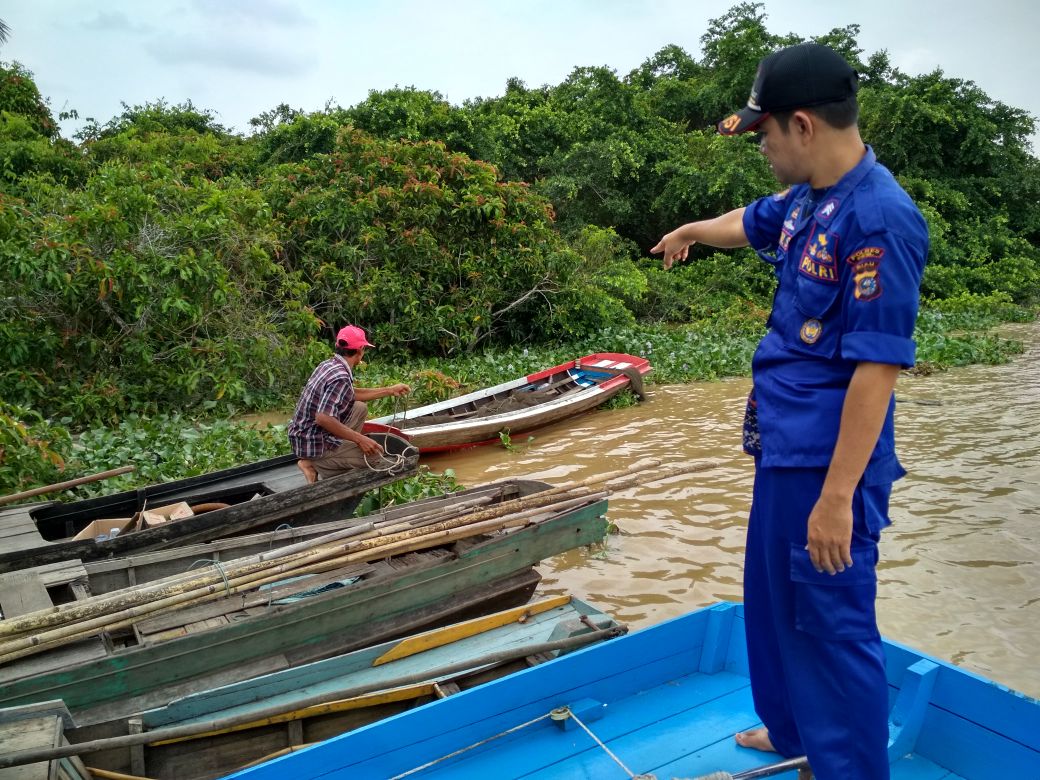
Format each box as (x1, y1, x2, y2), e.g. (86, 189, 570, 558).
(798, 227, 839, 283)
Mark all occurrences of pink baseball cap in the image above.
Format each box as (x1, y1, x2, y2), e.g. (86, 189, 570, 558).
(336, 325, 374, 349)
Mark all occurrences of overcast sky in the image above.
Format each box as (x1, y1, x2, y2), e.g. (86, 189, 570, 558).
(3, 1, 1038, 151)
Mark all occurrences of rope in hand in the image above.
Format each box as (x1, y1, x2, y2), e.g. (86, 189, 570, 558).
(363, 386, 417, 473)
(363, 440, 419, 474)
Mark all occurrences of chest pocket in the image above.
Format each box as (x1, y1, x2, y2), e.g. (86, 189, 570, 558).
(783, 229, 844, 359)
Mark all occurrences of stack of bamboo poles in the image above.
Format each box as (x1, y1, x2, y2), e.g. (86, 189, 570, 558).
(0, 459, 716, 667)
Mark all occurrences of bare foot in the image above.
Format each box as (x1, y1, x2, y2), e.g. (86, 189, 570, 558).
(735, 727, 776, 753)
(297, 459, 318, 483)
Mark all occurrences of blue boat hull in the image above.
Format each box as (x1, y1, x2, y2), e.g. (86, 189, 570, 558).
(224, 602, 1040, 779)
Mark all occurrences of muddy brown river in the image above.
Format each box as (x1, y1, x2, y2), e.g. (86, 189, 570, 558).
(423, 323, 1040, 698)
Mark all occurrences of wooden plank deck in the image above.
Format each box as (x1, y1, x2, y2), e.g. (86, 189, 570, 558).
(0, 701, 92, 780)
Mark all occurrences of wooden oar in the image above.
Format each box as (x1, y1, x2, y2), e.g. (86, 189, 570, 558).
(0, 465, 135, 506)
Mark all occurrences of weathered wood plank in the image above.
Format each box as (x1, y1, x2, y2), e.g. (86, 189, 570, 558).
(0, 706, 65, 780)
(0, 571, 54, 618)
(133, 564, 371, 636)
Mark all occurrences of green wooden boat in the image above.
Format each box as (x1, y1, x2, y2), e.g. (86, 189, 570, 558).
(0, 479, 609, 732)
(67, 595, 623, 780)
(0, 432, 418, 575)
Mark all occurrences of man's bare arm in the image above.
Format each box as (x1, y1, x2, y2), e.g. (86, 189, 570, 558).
(651, 207, 749, 269)
(354, 383, 409, 402)
(807, 361, 901, 574)
(315, 412, 381, 455)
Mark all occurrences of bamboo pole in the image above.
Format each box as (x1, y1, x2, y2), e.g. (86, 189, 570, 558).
(0, 487, 507, 638)
(0, 464, 630, 638)
(0, 466, 135, 506)
(0, 492, 609, 664)
(0, 459, 716, 662)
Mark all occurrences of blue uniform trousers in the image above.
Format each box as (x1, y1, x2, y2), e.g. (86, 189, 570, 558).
(744, 466, 891, 779)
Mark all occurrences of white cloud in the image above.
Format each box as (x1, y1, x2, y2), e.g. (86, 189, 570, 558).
(146, 35, 314, 78)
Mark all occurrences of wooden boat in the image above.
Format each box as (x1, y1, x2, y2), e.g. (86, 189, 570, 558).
(0, 479, 610, 734)
(224, 602, 1040, 779)
(0, 701, 92, 780)
(63, 595, 624, 780)
(365, 353, 651, 453)
(0, 432, 418, 575)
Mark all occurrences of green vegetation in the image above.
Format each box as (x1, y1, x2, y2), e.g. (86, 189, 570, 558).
(1, 3, 1037, 498)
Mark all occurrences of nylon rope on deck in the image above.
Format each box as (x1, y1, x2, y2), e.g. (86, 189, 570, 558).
(385, 704, 656, 779)
(386, 712, 554, 779)
(560, 706, 653, 779)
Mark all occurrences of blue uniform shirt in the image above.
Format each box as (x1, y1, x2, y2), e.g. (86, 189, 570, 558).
(741, 146, 928, 483)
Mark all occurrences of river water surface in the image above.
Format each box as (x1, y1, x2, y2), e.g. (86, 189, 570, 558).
(423, 323, 1040, 698)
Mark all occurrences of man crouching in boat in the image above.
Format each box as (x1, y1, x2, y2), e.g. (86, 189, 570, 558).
(287, 325, 410, 483)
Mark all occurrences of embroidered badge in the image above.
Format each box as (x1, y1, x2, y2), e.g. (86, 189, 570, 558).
(818, 198, 839, 218)
(846, 246, 885, 265)
(798, 230, 839, 283)
(790, 206, 801, 221)
(779, 231, 792, 251)
(853, 260, 882, 301)
(800, 318, 823, 344)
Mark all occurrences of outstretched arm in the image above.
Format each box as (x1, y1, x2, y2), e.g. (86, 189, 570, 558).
(651, 207, 749, 269)
(354, 383, 410, 401)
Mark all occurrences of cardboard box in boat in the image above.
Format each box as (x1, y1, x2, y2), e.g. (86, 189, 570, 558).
(135, 501, 194, 530)
(71, 517, 135, 541)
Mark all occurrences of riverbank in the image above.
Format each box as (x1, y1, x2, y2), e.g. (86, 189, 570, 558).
(1, 306, 1034, 501)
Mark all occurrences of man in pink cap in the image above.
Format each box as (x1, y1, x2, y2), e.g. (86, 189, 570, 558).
(288, 325, 410, 482)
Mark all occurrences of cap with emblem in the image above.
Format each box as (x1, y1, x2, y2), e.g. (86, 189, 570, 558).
(718, 42, 859, 136)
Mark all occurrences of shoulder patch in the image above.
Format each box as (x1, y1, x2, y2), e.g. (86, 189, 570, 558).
(853, 260, 882, 301)
(846, 246, 885, 266)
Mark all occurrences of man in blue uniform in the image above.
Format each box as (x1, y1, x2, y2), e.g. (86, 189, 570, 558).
(652, 43, 928, 778)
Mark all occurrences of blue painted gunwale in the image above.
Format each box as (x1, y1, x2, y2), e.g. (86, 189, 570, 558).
(224, 602, 1040, 780)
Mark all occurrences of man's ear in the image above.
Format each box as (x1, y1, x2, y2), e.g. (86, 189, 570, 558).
(791, 110, 814, 140)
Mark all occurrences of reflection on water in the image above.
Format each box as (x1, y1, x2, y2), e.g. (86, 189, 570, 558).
(425, 322, 1040, 697)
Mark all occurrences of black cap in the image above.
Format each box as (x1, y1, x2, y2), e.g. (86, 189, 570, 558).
(718, 43, 859, 135)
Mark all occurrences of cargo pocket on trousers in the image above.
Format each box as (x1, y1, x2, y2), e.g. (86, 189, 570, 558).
(789, 544, 879, 641)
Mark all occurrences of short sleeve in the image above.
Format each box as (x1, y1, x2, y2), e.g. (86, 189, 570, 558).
(743, 189, 794, 253)
(316, 377, 354, 417)
(840, 234, 926, 367)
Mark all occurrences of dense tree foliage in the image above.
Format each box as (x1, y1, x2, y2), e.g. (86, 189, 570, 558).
(1, 2, 1037, 443)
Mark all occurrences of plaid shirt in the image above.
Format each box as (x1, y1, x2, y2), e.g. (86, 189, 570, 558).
(287, 356, 355, 459)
